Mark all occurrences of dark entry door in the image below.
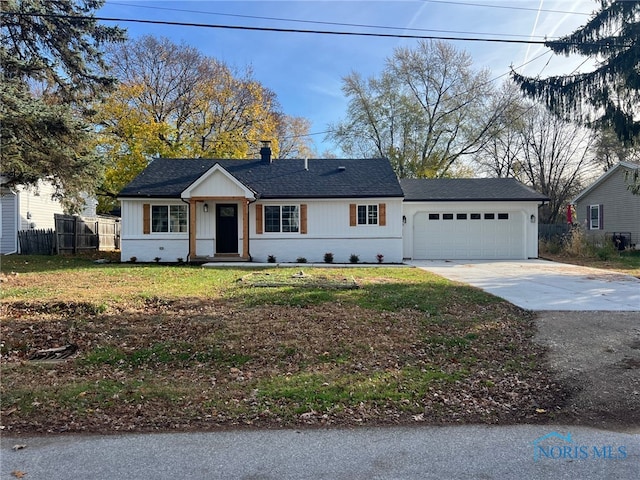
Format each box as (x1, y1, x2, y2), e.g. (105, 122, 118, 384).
(216, 204, 238, 254)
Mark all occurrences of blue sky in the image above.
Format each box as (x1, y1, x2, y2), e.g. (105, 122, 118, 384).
(99, 1, 598, 154)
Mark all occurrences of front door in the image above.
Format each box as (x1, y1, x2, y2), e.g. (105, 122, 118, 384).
(216, 204, 238, 254)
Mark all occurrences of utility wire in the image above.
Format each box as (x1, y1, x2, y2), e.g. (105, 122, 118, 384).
(422, 0, 593, 16)
(106, 0, 550, 40)
(3, 11, 621, 46)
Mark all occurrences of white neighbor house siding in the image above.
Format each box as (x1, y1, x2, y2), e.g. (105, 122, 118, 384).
(249, 198, 404, 264)
(402, 201, 540, 260)
(120, 199, 190, 262)
(1, 181, 64, 254)
(16, 181, 64, 231)
(0, 189, 18, 254)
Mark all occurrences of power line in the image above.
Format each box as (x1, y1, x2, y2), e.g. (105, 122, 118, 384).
(422, 0, 593, 16)
(3, 11, 620, 47)
(106, 1, 549, 40)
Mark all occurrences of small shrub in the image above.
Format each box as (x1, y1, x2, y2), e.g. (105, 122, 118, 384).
(296, 257, 307, 263)
(177, 257, 184, 264)
(154, 257, 161, 263)
(539, 238, 561, 255)
(376, 253, 384, 264)
(324, 252, 334, 264)
(595, 241, 617, 260)
(267, 255, 277, 263)
(129, 256, 137, 263)
(349, 254, 359, 264)
(562, 228, 589, 257)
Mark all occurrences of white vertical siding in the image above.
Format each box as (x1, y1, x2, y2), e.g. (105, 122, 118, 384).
(188, 170, 248, 197)
(249, 198, 404, 263)
(120, 199, 189, 262)
(402, 201, 540, 260)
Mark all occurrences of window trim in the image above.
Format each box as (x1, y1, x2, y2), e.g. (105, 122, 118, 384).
(149, 204, 188, 234)
(357, 204, 379, 226)
(263, 204, 300, 233)
(589, 204, 600, 230)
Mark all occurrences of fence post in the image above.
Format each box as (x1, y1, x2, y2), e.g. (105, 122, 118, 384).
(55, 214, 60, 254)
(73, 215, 78, 254)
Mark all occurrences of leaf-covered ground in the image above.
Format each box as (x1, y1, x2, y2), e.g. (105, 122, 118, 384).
(1, 291, 568, 434)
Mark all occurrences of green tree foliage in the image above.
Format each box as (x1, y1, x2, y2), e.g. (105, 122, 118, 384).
(96, 36, 311, 212)
(328, 40, 507, 178)
(512, 0, 640, 146)
(0, 0, 125, 209)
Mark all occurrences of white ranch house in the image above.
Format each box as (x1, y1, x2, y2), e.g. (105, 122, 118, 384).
(118, 147, 547, 263)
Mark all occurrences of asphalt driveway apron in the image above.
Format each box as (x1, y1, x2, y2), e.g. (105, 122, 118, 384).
(408, 259, 640, 311)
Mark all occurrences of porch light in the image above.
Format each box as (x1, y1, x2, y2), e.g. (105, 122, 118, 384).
(530, 214, 536, 223)
(203, 203, 209, 213)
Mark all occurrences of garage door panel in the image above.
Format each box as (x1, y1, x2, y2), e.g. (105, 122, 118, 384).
(413, 211, 525, 260)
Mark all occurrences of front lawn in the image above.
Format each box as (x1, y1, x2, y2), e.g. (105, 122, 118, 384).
(0, 255, 565, 433)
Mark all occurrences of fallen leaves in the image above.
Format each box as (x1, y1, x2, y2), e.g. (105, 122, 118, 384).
(0, 297, 567, 434)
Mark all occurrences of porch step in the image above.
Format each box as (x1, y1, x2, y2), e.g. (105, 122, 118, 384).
(194, 254, 248, 263)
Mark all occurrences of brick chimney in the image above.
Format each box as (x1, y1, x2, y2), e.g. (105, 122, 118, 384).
(260, 140, 272, 164)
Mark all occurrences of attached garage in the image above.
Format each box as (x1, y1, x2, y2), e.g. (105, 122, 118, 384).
(401, 178, 548, 260)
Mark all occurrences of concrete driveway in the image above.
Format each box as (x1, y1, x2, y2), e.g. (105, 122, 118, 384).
(409, 259, 640, 311)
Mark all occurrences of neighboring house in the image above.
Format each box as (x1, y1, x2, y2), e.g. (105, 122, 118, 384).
(0, 179, 65, 255)
(573, 161, 640, 249)
(117, 147, 548, 263)
(401, 178, 546, 260)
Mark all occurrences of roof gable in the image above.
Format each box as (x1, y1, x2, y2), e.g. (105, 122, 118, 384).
(181, 164, 255, 199)
(573, 161, 640, 203)
(400, 178, 548, 202)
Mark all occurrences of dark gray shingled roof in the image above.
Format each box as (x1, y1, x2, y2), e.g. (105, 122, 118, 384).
(399, 178, 548, 202)
(118, 157, 404, 199)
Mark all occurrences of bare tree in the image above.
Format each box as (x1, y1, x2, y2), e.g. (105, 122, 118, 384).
(515, 105, 598, 224)
(274, 114, 316, 159)
(329, 40, 508, 178)
(593, 128, 640, 172)
(474, 82, 529, 178)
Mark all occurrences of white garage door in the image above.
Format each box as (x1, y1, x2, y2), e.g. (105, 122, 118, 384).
(413, 211, 525, 260)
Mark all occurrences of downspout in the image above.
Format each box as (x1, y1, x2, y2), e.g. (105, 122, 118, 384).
(181, 197, 192, 262)
(246, 195, 259, 262)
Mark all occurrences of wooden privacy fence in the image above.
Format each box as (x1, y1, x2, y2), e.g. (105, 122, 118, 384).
(18, 229, 55, 255)
(54, 214, 120, 253)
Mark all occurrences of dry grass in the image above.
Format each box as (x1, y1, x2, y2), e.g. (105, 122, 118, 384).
(0, 257, 567, 434)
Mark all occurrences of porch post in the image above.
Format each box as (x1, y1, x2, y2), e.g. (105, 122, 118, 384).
(189, 199, 196, 260)
(242, 200, 249, 259)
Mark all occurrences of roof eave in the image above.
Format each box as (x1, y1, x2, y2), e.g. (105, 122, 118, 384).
(573, 162, 639, 203)
(403, 197, 548, 202)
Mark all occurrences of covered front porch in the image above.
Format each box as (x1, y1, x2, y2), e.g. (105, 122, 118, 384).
(181, 164, 257, 262)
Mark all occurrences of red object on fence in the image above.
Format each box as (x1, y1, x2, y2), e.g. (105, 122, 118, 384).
(567, 204, 577, 224)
